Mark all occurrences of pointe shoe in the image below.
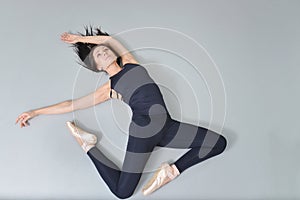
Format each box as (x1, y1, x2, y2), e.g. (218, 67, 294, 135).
(142, 162, 180, 196)
(66, 121, 97, 153)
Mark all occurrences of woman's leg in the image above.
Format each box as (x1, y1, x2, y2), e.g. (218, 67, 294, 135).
(87, 114, 169, 199)
(87, 142, 152, 199)
(157, 116, 227, 173)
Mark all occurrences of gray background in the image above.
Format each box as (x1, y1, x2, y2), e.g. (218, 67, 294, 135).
(1, 0, 299, 199)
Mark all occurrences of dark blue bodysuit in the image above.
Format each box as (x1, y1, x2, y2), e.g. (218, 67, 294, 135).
(87, 63, 227, 199)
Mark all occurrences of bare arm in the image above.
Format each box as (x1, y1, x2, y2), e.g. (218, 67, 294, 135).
(61, 33, 138, 65)
(16, 81, 111, 128)
(34, 100, 73, 115)
(71, 80, 111, 110)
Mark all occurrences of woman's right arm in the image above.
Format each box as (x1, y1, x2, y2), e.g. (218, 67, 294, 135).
(60, 33, 138, 65)
(16, 81, 111, 128)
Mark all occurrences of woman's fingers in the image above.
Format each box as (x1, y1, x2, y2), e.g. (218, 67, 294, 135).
(60, 33, 69, 41)
(20, 118, 29, 128)
(15, 115, 22, 123)
(21, 121, 27, 128)
(19, 117, 25, 127)
(60, 32, 79, 44)
(23, 115, 30, 124)
(21, 121, 24, 128)
(61, 32, 69, 38)
(61, 32, 71, 40)
(15, 116, 20, 124)
(15, 114, 26, 124)
(16, 113, 31, 128)
(22, 120, 28, 127)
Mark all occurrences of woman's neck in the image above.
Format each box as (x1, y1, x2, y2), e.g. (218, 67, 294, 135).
(106, 60, 122, 77)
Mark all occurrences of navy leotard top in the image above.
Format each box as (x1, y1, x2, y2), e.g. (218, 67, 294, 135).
(109, 63, 168, 115)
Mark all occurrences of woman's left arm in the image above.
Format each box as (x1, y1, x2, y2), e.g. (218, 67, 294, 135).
(61, 33, 138, 64)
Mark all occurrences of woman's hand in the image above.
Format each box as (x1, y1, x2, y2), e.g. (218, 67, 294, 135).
(60, 32, 81, 44)
(15, 110, 38, 128)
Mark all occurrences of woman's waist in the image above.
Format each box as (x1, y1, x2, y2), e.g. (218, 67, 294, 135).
(130, 103, 169, 115)
(131, 112, 172, 128)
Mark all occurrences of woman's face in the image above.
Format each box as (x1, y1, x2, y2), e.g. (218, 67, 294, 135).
(92, 45, 118, 71)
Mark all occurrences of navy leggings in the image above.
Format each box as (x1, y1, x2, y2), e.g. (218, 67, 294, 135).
(87, 113, 227, 199)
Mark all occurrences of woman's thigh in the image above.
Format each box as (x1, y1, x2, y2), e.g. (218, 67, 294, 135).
(157, 117, 222, 149)
(121, 113, 170, 173)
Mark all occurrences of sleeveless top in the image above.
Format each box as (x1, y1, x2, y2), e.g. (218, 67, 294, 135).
(109, 63, 168, 115)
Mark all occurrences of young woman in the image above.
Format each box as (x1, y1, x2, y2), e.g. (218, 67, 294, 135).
(15, 26, 227, 199)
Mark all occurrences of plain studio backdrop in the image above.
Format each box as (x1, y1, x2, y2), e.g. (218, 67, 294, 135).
(0, 0, 299, 199)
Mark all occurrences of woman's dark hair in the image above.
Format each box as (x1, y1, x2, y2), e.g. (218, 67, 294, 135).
(72, 25, 122, 73)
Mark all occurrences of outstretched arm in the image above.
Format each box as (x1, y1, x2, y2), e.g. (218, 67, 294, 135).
(16, 81, 111, 128)
(61, 33, 138, 65)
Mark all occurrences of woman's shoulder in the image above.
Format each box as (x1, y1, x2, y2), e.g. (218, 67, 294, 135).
(122, 62, 144, 71)
(123, 62, 140, 67)
(120, 62, 150, 79)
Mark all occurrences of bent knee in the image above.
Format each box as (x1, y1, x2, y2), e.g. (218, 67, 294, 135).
(114, 188, 134, 199)
(217, 135, 227, 153)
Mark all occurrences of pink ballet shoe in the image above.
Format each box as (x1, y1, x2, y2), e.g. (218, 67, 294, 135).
(142, 162, 180, 195)
(66, 121, 97, 153)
